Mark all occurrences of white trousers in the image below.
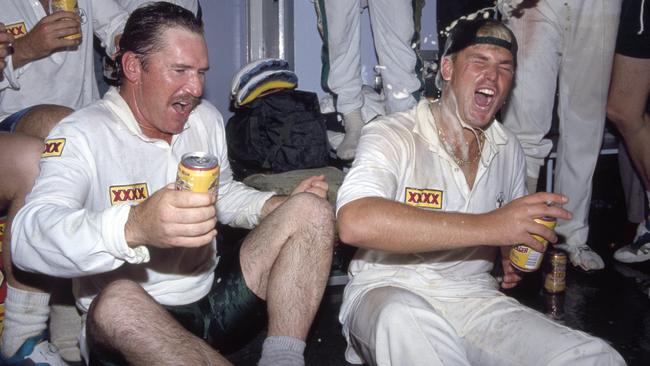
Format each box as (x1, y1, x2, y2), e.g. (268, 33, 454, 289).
(346, 286, 625, 366)
(502, 0, 622, 246)
(319, 0, 420, 115)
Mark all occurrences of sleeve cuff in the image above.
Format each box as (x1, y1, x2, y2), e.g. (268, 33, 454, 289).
(102, 204, 150, 264)
(3, 55, 21, 89)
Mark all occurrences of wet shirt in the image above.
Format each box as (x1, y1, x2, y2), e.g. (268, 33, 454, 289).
(12, 88, 274, 313)
(0, 0, 127, 121)
(336, 99, 527, 300)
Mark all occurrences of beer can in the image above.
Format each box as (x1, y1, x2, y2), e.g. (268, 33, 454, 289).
(175, 152, 220, 194)
(510, 217, 557, 272)
(49, 0, 82, 40)
(544, 292, 565, 321)
(544, 250, 567, 293)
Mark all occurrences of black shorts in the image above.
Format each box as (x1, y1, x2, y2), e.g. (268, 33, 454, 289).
(90, 241, 266, 365)
(616, 0, 650, 58)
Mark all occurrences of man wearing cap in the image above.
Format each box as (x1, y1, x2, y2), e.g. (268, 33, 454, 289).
(336, 14, 625, 365)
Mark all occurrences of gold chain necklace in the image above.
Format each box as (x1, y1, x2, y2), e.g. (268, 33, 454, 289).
(437, 127, 485, 166)
(430, 102, 485, 166)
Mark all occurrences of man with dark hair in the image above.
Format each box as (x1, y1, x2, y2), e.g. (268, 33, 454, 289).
(11, 3, 335, 365)
(336, 12, 624, 365)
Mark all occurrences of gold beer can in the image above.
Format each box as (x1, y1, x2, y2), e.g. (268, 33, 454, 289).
(50, 0, 82, 40)
(544, 250, 567, 293)
(510, 217, 557, 272)
(175, 152, 220, 194)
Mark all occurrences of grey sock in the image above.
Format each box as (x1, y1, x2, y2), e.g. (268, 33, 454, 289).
(258, 336, 306, 366)
(336, 109, 364, 160)
(50, 303, 82, 362)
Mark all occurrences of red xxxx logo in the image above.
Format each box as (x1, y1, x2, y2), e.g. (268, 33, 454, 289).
(42, 138, 66, 158)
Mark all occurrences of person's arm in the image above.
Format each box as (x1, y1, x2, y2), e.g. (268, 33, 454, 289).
(336, 115, 570, 254)
(91, 0, 129, 57)
(259, 175, 329, 218)
(10, 11, 81, 69)
(11, 122, 145, 278)
(337, 192, 569, 254)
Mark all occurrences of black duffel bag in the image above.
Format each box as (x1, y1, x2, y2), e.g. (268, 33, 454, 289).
(226, 89, 330, 179)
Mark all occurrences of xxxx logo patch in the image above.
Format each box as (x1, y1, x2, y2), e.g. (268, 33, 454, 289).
(109, 183, 149, 206)
(5, 22, 27, 38)
(405, 187, 443, 209)
(42, 138, 66, 158)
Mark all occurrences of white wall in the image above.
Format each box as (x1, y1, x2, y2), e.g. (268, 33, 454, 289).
(201, 0, 246, 116)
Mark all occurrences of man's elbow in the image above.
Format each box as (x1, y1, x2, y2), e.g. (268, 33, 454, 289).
(337, 204, 364, 246)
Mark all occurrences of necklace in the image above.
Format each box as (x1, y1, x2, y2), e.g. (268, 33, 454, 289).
(429, 102, 485, 166)
(437, 127, 485, 166)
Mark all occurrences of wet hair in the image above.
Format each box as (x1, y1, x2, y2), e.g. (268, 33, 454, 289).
(115, 1, 203, 85)
(435, 15, 518, 90)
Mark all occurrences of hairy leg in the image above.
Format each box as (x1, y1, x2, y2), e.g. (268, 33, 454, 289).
(607, 54, 650, 188)
(239, 193, 334, 340)
(0, 133, 48, 291)
(13, 104, 73, 140)
(86, 279, 231, 366)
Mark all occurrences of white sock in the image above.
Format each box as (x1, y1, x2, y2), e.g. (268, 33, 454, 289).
(336, 109, 364, 160)
(50, 304, 82, 362)
(1, 285, 50, 357)
(258, 336, 306, 366)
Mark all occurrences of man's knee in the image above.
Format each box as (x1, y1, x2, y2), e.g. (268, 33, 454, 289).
(283, 193, 335, 238)
(0, 134, 44, 205)
(87, 280, 147, 334)
(285, 193, 334, 249)
(14, 104, 74, 139)
(354, 287, 431, 337)
(349, 287, 443, 364)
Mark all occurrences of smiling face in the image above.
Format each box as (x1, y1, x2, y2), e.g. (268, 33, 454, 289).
(122, 27, 209, 143)
(440, 43, 514, 129)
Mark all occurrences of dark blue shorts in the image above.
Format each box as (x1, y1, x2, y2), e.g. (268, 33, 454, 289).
(0, 106, 34, 132)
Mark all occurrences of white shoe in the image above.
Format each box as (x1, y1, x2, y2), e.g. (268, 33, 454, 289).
(613, 222, 650, 263)
(2, 331, 69, 366)
(555, 244, 605, 271)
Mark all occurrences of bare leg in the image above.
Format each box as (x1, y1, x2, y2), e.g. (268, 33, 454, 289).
(13, 104, 73, 140)
(0, 133, 46, 292)
(239, 192, 335, 340)
(86, 279, 231, 366)
(1, 114, 79, 360)
(607, 54, 650, 188)
(86, 193, 333, 364)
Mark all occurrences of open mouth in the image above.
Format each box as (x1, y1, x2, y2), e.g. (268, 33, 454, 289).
(172, 101, 192, 115)
(171, 97, 200, 116)
(474, 87, 495, 109)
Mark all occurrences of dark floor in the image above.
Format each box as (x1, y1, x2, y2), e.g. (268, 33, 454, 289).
(223, 151, 650, 366)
